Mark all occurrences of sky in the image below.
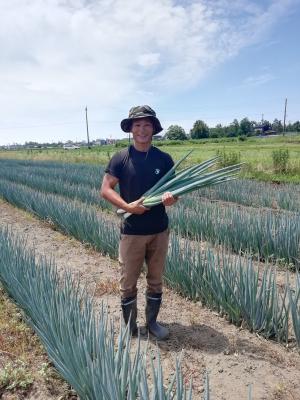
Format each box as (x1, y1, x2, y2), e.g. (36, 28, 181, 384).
(0, 0, 299, 145)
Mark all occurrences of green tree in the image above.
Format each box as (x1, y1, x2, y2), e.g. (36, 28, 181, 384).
(292, 121, 300, 132)
(209, 124, 224, 138)
(190, 120, 209, 139)
(272, 119, 283, 133)
(239, 117, 254, 136)
(209, 127, 218, 138)
(227, 119, 239, 137)
(164, 125, 187, 140)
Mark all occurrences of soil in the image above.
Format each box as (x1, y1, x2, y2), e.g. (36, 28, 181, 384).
(1, 199, 300, 400)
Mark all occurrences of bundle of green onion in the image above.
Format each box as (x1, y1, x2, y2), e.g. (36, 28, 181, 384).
(117, 150, 242, 219)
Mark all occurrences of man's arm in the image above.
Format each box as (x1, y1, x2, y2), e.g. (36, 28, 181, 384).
(100, 173, 149, 215)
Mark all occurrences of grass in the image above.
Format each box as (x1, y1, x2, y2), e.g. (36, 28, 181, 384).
(1, 134, 300, 183)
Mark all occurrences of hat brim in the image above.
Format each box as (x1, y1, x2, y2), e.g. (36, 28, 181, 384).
(120, 115, 163, 135)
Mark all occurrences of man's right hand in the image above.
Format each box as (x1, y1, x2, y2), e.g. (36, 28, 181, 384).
(126, 197, 149, 215)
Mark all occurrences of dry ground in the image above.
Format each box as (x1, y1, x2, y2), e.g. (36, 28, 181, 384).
(0, 199, 300, 400)
(0, 285, 77, 400)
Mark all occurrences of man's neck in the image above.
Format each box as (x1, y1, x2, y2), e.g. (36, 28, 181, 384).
(132, 142, 152, 152)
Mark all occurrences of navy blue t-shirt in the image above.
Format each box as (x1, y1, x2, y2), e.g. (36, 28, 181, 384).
(105, 145, 174, 235)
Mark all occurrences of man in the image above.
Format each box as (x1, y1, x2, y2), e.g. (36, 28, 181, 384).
(100, 105, 177, 340)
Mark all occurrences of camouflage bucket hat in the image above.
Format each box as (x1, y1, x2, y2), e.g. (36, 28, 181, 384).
(120, 105, 163, 135)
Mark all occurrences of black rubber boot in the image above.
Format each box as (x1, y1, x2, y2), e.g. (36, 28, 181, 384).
(146, 293, 169, 340)
(121, 296, 138, 336)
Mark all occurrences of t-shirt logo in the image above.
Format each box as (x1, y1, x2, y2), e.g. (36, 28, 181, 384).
(154, 168, 160, 175)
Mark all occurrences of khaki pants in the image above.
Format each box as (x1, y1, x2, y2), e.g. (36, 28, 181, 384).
(118, 229, 169, 299)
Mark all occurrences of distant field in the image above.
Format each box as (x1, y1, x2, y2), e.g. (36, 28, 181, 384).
(1, 134, 300, 183)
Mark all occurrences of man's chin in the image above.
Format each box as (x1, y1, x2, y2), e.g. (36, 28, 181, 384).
(136, 138, 151, 143)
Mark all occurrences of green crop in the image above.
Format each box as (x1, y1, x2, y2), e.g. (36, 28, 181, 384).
(0, 164, 299, 347)
(0, 227, 193, 399)
(117, 152, 242, 219)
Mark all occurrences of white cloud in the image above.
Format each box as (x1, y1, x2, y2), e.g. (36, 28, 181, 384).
(0, 0, 296, 144)
(137, 53, 161, 67)
(242, 73, 275, 87)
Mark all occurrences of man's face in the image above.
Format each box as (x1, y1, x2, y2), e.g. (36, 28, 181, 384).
(131, 118, 154, 145)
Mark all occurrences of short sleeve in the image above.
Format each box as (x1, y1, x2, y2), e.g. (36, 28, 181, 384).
(104, 153, 122, 179)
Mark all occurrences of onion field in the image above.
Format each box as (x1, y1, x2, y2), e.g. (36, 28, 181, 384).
(0, 157, 300, 398)
(1, 158, 299, 266)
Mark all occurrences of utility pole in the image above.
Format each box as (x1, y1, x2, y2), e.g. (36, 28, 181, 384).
(261, 114, 264, 134)
(85, 106, 91, 148)
(283, 98, 287, 136)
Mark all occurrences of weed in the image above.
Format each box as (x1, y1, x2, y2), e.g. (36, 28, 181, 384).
(272, 149, 289, 173)
(106, 150, 111, 161)
(38, 362, 77, 398)
(216, 148, 241, 167)
(94, 278, 119, 296)
(0, 286, 43, 357)
(0, 361, 33, 392)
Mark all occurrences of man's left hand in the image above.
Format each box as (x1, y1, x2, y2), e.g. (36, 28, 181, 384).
(162, 192, 178, 207)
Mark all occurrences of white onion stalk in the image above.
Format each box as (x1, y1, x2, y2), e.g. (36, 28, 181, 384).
(117, 151, 243, 219)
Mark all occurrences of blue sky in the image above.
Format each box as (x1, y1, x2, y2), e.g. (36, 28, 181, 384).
(0, 0, 299, 145)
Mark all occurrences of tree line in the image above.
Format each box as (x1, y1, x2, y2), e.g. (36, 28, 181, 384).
(164, 118, 300, 140)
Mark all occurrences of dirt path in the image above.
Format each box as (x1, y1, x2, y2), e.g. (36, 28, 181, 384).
(1, 199, 300, 400)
